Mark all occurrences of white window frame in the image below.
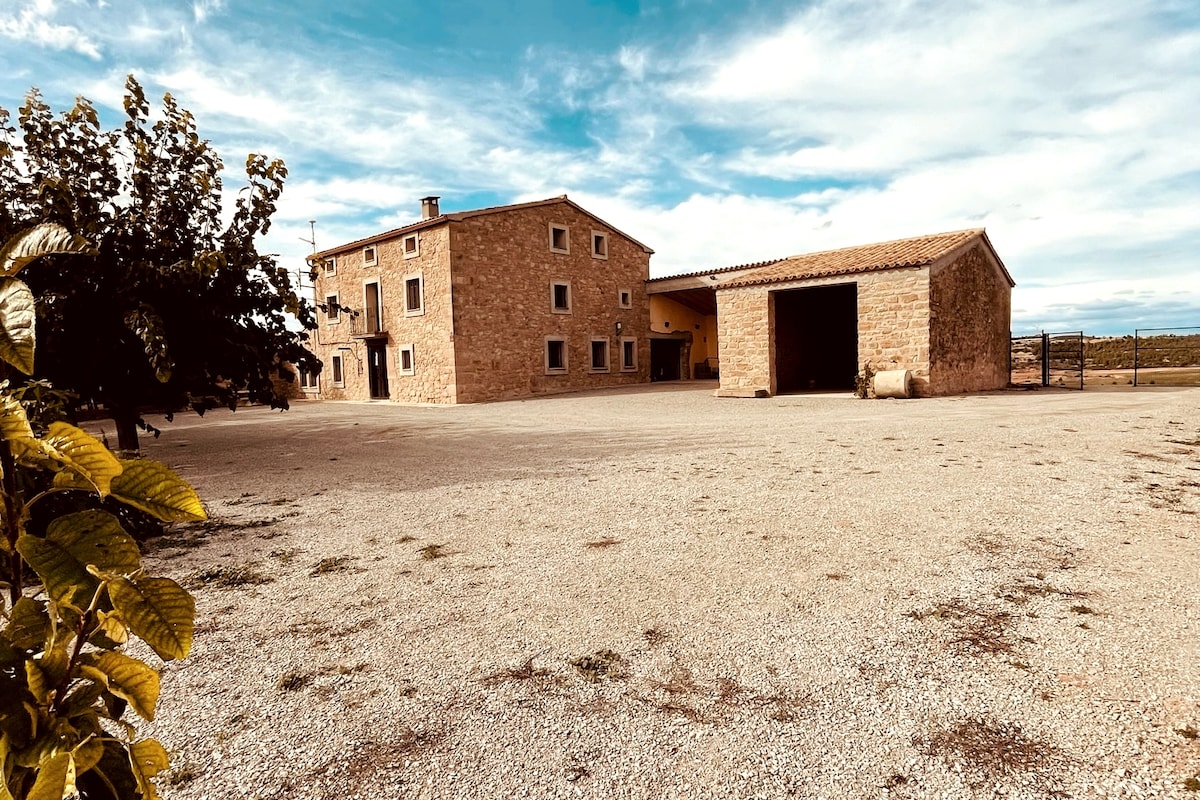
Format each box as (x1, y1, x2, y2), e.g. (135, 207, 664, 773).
(402, 233, 420, 259)
(591, 230, 609, 260)
(549, 223, 569, 254)
(325, 293, 341, 324)
(544, 336, 568, 374)
(404, 273, 425, 317)
(620, 337, 637, 372)
(550, 281, 571, 314)
(299, 368, 319, 391)
(362, 277, 383, 333)
(589, 338, 610, 373)
(397, 343, 416, 376)
(362, 245, 378, 267)
(330, 354, 345, 387)
(617, 288, 633, 309)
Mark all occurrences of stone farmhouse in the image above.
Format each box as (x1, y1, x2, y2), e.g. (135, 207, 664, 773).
(647, 229, 1014, 397)
(305, 196, 653, 403)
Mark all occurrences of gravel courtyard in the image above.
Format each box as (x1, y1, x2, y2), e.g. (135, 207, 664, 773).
(125, 384, 1199, 800)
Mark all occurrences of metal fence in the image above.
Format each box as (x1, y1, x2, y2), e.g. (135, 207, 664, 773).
(1010, 331, 1084, 390)
(1133, 327, 1200, 387)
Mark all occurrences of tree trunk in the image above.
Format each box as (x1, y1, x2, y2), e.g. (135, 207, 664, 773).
(112, 408, 140, 454)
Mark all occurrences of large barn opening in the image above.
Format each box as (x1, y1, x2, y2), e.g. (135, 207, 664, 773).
(773, 283, 858, 393)
(650, 339, 684, 381)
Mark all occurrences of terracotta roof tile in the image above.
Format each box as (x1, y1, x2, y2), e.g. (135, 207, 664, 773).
(723, 229, 995, 288)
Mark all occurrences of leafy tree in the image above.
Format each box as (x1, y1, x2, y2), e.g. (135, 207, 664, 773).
(0, 76, 319, 452)
(1, 223, 205, 800)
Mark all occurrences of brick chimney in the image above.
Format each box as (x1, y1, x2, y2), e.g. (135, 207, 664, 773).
(420, 196, 440, 219)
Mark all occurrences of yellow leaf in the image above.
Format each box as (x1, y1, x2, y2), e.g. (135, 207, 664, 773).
(0, 733, 14, 800)
(39, 423, 123, 497)
(0, 277, 35, 376)
(81, 651, 160, 721)
(0, 223, 94, 278)
(0, 392, 34, 444)
(111, 460, 206, 522)
(24, 660, 50, 705)
(5, 597, 50, 650)
(73, 738, 105, 777)
(128, 739, 169, 800)
(25, 752, 74, 800)
(95, 611, 129, 645)
(108, 577, 194, 661)
(45, 510, 141, 576)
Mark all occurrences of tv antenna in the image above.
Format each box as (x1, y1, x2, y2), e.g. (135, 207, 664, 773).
(297, 220, 318, 292)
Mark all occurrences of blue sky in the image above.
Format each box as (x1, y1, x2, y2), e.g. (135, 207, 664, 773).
(2, 0, 1198, 335)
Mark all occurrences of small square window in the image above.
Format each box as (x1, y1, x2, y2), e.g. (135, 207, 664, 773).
(299, 367, 319, 390)
(545, 338, 567, 373)
(620, 337, 637, 371)
(331, 354, 345, 387)
(590, 338, 609, 372)
(325, 294, 340, 323)
(323, 256, 337, 276)
(549, 224, 569, 254)
(363, 246, 377, 267)
(550, 281, 571, 314)
(398, 344, 415, 376)
(405, 275, 424, 316)
(403, 234, 419, 259)
(592, 231, 608, 259)
(618, 289, 632, 309)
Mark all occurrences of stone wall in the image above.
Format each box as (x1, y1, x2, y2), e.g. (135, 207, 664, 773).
(928, 244, 1012, 394)
(310, 226, 457, 403)
(715, 268, 933, 396)
(449, 204, 651, 403)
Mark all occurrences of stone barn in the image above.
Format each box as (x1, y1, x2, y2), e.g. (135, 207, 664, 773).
(649, 229, 1013, 397)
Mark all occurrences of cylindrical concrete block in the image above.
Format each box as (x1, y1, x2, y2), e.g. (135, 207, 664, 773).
(874, 369, 912, 399)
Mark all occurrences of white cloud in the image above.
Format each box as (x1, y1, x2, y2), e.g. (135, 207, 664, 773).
(192, 0, 225, 24)
(0, 0, 101, 59)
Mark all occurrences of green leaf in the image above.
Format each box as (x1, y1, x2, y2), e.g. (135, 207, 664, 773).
(110, 460, 206, 522)
(108, 577, 193, 661)
(5, 598, 50, 650)
(45, 510, 140, 577)
(123, 304, 173, 383)
(0, 223, 94, 278)
(39, 423, 123, 497)
(128, 739, 168, 800)
(81, 651, 159, 721)
(26, 751, 75, 800)
(0, 277, 35, 375)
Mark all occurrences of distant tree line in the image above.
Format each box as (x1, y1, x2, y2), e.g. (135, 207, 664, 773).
(1084, 334, 1200, 369)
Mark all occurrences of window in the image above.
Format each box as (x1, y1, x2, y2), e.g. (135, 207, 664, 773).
(299, 368, 319, 390)
(620, 337, 637, 371)
(590, 338, 609, 372)
(618, 289, 632, 309)
(549, 224, 569, 254)
(398, 344, 415, 376)
(364, 281, 383, 333)
(550, 281, 571, 314)
(403, 234, 419, 259)
(324, 256, 337, 276)
(325, 294, 340, 323)
(545, 337, 567, 373)
(362, 245, 377, 267)
(331, 354, 345, 387)
(592, 230, 608, 259)
(404, 274, 424, 316)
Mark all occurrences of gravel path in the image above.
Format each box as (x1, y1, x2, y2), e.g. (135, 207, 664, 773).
(116, 384, 1199, 799)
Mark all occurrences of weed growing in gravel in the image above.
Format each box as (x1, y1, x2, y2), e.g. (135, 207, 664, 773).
(570, 649, 627, 682)
(310, 555, 360, 576)
(480, 656, 555, 686)
(277, 671, 312, 691)
(917, 717, 1067, 787)
(1176, 725, 1198, 740)
(186, 563, 273, 588)
(1069, 604, 1096, 615)
(909, 600, 1022, 655)
(419, 543, 450, 560)
(825, 572, 848, 581)
(1183, 776, 1200, 792)
(643, 627, 668, 646)
(585, 537, 622, 548)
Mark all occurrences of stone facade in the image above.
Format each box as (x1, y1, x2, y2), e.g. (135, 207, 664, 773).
(308, 198, 651, 404)
(711, 230, 1013, 398)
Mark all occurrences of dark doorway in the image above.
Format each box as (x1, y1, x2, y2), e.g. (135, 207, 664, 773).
(774, 283, 858, 393)
(650, 339, 683, 381)
(366, 341, 389, 399)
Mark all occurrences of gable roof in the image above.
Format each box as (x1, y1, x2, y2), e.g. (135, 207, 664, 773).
(314, 195, 654, 258)
(721, 228, 1014, 288)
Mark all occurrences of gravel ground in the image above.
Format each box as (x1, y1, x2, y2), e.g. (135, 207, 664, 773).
(113, 383, 1199, 799)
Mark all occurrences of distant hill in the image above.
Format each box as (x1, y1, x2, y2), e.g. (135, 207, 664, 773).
(1084, 333, 1200, 369)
